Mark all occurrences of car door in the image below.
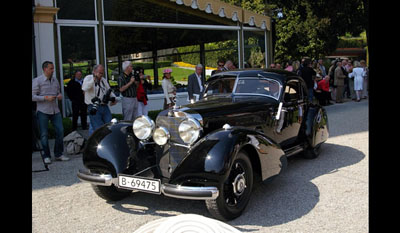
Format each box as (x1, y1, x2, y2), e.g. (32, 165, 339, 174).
(276, 78, 305, 149)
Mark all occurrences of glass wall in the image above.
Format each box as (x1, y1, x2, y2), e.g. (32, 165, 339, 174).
(104, 26, 238, 92)
(58, 26, 98, 116)
(244, 30, 266, 68)
(55, 0, 268, 115)
(56, 0, 96, 20)
(59, 26, 97, 80)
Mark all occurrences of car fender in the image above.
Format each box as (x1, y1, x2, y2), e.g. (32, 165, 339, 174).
(305, 105, 329, 147)
(82, 121, 152, 177)
(169, 127, 286, 185)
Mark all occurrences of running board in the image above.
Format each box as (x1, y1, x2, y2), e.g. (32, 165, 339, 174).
(284, 145, 304, 157)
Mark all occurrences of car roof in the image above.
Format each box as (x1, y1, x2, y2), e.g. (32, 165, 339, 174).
(208, 68, 298, 83)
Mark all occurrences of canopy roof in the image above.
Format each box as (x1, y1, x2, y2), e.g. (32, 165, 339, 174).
(170, 0, 271, 30)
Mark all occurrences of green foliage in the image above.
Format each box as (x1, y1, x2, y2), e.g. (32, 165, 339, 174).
(107, 61, 172, 72)
(48, 117, 73, 139)
(177, 41, 238, 68)
(272, 0, 367, 61)
(48, 110, 164, 139)
(274, 4, 331, 62)
(337, 38, 367, 48)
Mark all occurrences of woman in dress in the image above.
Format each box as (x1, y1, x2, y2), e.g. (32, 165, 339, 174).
(348, 61, 366, 102)
(161, 68, 177, 109)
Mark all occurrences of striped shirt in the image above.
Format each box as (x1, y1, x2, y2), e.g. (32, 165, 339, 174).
(118, 73, 137, 97)
(32, 74, 61, 114)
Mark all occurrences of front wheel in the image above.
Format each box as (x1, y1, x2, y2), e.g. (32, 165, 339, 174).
(205, 151, 253, 221)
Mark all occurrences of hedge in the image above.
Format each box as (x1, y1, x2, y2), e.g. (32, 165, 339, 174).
(48, 109, 163, 139)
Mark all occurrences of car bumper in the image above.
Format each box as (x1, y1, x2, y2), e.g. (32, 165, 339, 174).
(77, 169, 219, 200)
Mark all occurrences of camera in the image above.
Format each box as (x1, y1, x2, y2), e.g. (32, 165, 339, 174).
(102, 89, 116, 104)
(89, 89, 115, 115)
(89, 97, 101, 115)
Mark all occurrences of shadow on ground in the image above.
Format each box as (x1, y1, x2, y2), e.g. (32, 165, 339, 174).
(107, 142, 365, 227)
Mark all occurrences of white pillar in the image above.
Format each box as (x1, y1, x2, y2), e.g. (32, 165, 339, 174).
(33, 0, 59, 76)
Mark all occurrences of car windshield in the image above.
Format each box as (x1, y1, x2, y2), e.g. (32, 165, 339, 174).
(234, 78, 282, 100)
(204, 78, 236, 96)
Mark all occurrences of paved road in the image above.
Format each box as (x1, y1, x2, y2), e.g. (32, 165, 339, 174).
(32, 99, 368, 232)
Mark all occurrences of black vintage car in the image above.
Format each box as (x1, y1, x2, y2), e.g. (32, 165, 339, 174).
(77, 69, 329, 221)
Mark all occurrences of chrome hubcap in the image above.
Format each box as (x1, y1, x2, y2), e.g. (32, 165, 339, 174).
(225, 161, 248, 206)
(232, 172, 246, 196)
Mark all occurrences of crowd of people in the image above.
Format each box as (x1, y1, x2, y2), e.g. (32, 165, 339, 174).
(32, 61, 153, 164)
(270, 57, 369, 105)
(32, 57, 368, 164)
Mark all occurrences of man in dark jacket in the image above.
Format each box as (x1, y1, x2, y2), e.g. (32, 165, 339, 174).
(300, 59, 316, 102)
(187, 64, 205, 103)
(66, 70, 87, 130)
(334, 61, 346, 103)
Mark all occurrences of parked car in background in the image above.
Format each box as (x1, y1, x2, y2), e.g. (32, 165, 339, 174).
(78, 69, 329, 221)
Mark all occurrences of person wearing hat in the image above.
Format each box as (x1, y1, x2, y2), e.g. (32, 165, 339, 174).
(118, 61, 139, 121)
(161, 68, 176, 109)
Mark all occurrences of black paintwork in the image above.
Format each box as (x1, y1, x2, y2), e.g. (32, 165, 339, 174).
(81, 69, 329, 188)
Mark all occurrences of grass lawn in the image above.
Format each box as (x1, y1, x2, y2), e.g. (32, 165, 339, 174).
(144, 66, 193, 83)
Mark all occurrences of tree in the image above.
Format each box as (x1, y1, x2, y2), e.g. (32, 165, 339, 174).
(269, 0, 368, 61)
(222, 0, 368, 62)
(273, 3, 332, 62)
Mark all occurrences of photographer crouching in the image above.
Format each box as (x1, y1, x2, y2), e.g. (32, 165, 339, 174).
(82, 64, 117, 135)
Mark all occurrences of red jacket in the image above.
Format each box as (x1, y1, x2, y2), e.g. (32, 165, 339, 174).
(317, 79, 330, 92)
(136, 82, 147, 105)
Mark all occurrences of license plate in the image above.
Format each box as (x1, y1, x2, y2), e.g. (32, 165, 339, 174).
(118, 174, 161, 194)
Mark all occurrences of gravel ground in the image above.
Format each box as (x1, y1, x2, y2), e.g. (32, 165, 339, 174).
(32, 99, 368, 233)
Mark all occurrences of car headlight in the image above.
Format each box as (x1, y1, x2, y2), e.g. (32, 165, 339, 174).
(133, 115, 155, 140)
(178, 118, 202, 144)
(153, 127, 170, 145)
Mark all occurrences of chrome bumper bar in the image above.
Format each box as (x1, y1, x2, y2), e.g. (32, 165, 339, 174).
(77, 169, 115, 186)
(161, 184, 219, 200)
(77, 169, 219, 200)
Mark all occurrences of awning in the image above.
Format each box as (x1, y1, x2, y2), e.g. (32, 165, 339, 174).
(170, 0, 271, 30)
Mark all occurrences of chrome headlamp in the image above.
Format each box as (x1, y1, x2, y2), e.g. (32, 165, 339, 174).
(132, 115, 155, 140)
(178, 118, 202, 144)
(153, 126, 170, 146)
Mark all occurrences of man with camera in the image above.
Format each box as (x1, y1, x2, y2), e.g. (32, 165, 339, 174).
(82, 64, 117, 135)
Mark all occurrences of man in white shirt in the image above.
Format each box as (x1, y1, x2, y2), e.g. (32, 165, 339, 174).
(82, 64, 117, 135)
(187, 64, 205, 103)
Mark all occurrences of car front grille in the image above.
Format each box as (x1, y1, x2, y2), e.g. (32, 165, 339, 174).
(156, 115, 186, 144)
(156, 115, 189, 177)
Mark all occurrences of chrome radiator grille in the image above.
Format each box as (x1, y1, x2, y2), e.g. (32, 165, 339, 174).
(156, 115, 185, 144)
(156, 115, 189, 177)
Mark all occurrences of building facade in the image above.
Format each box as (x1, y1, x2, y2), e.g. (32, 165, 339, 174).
(32, 0, 272, 116)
